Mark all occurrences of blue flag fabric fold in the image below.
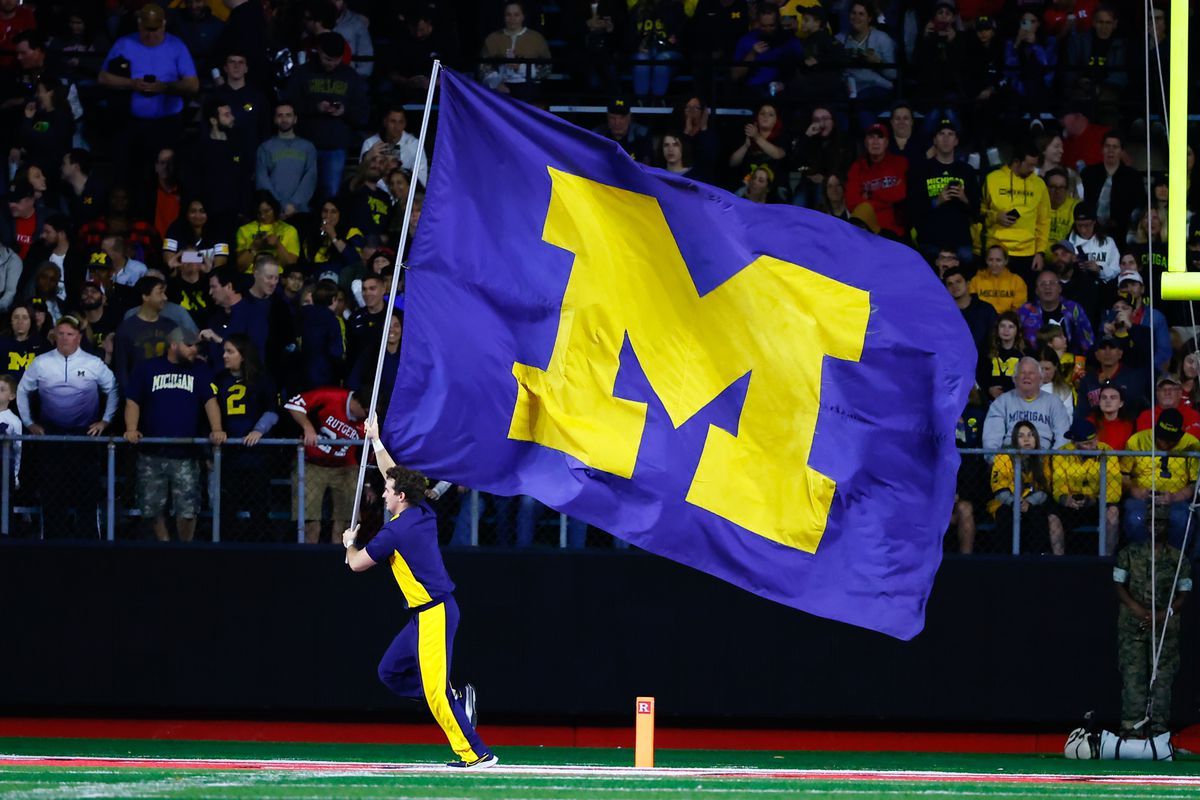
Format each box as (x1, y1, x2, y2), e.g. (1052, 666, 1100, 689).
(383, 69, 975, 639)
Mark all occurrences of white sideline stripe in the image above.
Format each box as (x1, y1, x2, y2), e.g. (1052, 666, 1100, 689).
(3, 754, 1200, 786)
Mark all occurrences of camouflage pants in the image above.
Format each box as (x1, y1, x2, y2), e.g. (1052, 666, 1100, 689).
(137, 454, 201, 519)
(1118, 619, 1180, 735)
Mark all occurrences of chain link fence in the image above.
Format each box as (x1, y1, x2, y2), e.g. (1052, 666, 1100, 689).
(3, 436, 1196, 555)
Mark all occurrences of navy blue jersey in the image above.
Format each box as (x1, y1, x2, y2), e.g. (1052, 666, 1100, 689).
(365, 504, 454, 609)
(214, 370, 277, 439)
(127, 356, 215, 456)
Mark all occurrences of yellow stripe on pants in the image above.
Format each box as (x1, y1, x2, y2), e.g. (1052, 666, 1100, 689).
(417, 603, 479, 761)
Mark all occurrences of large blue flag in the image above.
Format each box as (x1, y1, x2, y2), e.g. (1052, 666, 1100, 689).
(384, 69, 975, 639)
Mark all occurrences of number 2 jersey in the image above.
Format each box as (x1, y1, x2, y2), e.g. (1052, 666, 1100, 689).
(283, 386, 364, 467)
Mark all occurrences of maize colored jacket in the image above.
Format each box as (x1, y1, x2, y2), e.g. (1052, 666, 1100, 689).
(1120, 431, 1200, 493)
(1051, 443, 1122, 504)
(982, 165, 1050, 257)
(988, 453, 1051, 516)
(969, 268, 1028, 314)
(1045, 197, 1078, 259)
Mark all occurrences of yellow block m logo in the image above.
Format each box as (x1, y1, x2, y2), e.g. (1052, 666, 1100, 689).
(509, 169, 871, 553)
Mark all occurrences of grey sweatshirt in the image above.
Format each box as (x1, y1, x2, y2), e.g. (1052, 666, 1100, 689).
(982, 389, 1071, 452)
(256, 135, 319, 212)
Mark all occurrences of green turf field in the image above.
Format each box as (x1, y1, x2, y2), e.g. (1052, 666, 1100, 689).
(1, 738, 1199, 799)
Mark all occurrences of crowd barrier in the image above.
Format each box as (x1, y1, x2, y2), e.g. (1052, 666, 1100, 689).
(2, 436, 1197, 557)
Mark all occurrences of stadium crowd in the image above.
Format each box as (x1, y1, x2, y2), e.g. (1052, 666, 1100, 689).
(0, 0, 1196, 550)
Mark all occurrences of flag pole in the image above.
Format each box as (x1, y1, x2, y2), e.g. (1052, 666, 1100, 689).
(349, 59, 442, 533)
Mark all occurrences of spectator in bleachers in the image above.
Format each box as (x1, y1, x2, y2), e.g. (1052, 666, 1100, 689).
(960, 14, 1003, 144)
(678, 96, 720, 182)
(1019, 268, 1095, 354)
(626, 0, 686, 99)
(99, 233, 149, 292)
(381, 7, 458, 103)
(1038, 346, 1075, 419)
(1128, 208, 1166, 252)
(284, 30, 368, 200)
(236, 192, 300, 272)
(980, 310, 1023, 399)
(981, 142, 1049, 289)
(732, 102, 792, 179)
(1048, 240, 1100, 326)
(989, 419, 1063, 554)
(256, 103, 318, 220)
(479, 1, 552, 99)
(1062, 200, 1118, 282)
(1061, 3, 1127, 123)
(246, 254, 296, 387)
(1120, 408, 1199, 551)
(163, 198, 229, 273)
(23, 213, 84, 302)
(212, 51, 270, 165)
(908, 117, 976, 263)
(18, 76, 75, 179)
(0, 242, 20, 315)
(886, 103, 925, 166)
(983, 355, 1071, 451)
(186, 99, 252, 233)
(114, 274, 177, 389)
(910, 1, 965, 116)
(1051, 416, 1121, 553)
(1042, 167, 1079, 261)
(342, 151, 390, 239)
(658, 133, 703, 182)
(943, 267, 995, 366)
(299, 2, 351, 67)
(213, 0, 270, 88)
(1089, 382, 1135, 449)
(301, 198, 364, 280)
(792, 105, 851, 209)
(969, 244, 1027, 315)
(786, 6, 846, 105)
(819, 173, 853, 221)
(166, 248, 210, 329)
(836, 0, 897, 121)
(594, 98, 653, 164)
(201, 266, 267, 365)
(1106, 269, 1170, 374)
(169, 0, 225, 76)
(1038, 135, 1083, 199)
(0, 303, 43, 377)
(1135, 375, 1200, 437)
(0, 372, 22, 485)
(737, 165, 782, 204)
(78, 187, 161, 262)
(297, 279, 344, 390)
(2, 180, 42, 261)
(18, 315, 117, 538)
(124, 325, 224, 542)
(845, 123, 907, 238)
(214, 332, 278, 540)
(1002, 10, 1056, 119)
(1060, 106, 1108, 168)
(284, 383, 367, 543)
(26, 264, 66, 322)
(359, 106, 429, 188)
(1081, 132, 1139, 242)
(1077, 332, 1148, 422)
(98, 3, 199, 207)
(0, 0, 36, 72)
(691, 0, 749, 81)
(59, 149, 103, 226)
(331, 0, 374, 78)
(77, 280, 117, 361)
(347, 272, 388, 366)
(348, 306, 401, 409)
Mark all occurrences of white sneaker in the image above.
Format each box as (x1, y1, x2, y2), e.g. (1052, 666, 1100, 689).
(447, 753, 498, 769)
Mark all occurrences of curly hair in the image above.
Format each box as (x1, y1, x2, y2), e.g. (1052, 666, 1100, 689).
(386, 466, 429, 504)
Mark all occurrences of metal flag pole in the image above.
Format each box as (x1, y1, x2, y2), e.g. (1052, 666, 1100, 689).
(348, 59, 442, 533)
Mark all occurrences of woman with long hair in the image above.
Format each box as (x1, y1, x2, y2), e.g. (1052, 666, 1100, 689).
(301, 198, 365, 277)
(989, 419, 1064, 554)
(819, 173, 852, 220)
(236, 192, 300, 271)
(1036, 133, 1082, 198)
(213, 334, 278, 541)
(982, 311, 1024, 399)
(657, 132, 695, 178)
(1037, 346, 1074, 419)
(0, 304, 46, 379)
(163, 198, 230, 272)
(729, 102, 787, 176)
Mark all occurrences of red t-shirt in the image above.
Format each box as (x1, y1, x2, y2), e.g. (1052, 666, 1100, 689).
(284, 387, 365, 468)
(1062, 123, 1110, 170)
(1136, 405, 1200, 439)
(13, 215, 36, 260)
(1091, 415, 1135, 450)
(1043, 0, 1097, 38)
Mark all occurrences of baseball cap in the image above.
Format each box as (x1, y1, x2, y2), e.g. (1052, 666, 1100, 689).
(88, 251, 112, 269)
(934, 117, 956, 135)
(800, 4, 826, 20)
(974, 15, 996, 30)
(137, 3, 165, 29)
(1156, 408, 1184, 443)
(1156, 375, 1181, 388)
(1073, 203, 1096, 222)
(1117, 270, 1144, 285)
(1095, 335, 1122, 349)
(167, 327, 200, 346)
(7, 180, 33, 201)
(1050, 239, 1074, 253)
(55, 314, 82, 331)
(317, 31, 345, 59)
(1065, 417, 1097, 442)
(864, 122, 889, 139)
(607, 97, 631, 115)
(933, 0, 956, 12)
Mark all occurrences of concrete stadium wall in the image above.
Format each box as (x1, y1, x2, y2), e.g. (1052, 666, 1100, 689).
(0, 541, 1195, 730)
